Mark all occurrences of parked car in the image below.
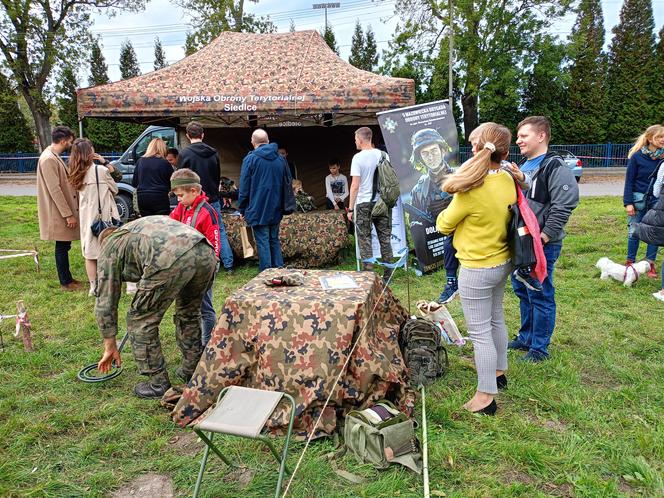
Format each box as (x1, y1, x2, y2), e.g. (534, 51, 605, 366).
(109, 126, 178, 221)
(557, 150, 583, 182)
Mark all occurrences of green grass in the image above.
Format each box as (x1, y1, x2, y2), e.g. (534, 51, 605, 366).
(0, 196, 662, 497)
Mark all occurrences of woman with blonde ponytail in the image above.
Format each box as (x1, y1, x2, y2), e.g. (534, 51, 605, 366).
(623, 124, 664, 276)
(436, 123, 516, 416)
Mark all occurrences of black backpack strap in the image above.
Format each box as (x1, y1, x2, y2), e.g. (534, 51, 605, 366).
(371, 153, 383, 203)
(189, 201, 205, 228)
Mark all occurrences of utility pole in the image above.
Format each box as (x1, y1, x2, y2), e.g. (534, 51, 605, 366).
(448, 0, 453, 103)
(313, 2, 340, 31)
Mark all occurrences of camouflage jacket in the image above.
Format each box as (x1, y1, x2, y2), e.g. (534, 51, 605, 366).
(95, 216, 208, 338)
(410, 170, 453, 218)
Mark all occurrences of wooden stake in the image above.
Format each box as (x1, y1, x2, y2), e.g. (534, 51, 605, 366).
(16, 300, 33, 352)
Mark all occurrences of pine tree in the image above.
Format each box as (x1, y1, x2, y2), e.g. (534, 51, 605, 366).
(321, 25, 339, 55)
(564, 0, 606, 143)
(522, 37, 569, 142)
(289, 19, 296, 33)
(362, 26, 378, 72)
(86, 40, 121, 151)
(55, 65, 79, 132)
(606, 0, 656, 143)
(652, 26, 664, 123)
(348, 21, 365, 68)
(154, 37, 167, 70)
(90, 39, 110, 86)
(119, 40, 141, 79)
(0, 73, 35, 152)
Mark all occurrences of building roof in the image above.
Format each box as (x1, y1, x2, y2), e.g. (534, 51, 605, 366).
(77, 30, 415, 127)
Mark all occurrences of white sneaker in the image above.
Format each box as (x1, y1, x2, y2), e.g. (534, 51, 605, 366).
(126, 282, 137, 295)
(88, 281, 96, 297)
(653, 291, 664, 303)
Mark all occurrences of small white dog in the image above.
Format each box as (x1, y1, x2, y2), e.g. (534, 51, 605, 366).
(595, 257, 650, 287)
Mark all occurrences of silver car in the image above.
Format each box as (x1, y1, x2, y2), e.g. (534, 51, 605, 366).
(558, 150, 583, 182)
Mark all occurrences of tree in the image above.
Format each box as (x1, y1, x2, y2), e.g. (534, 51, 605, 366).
(522, 36, 569, 142)
(154, 37, 167, 70)
(0, 73, 34, 153)
(390, 0, 571, 140)
(0, 0, 143, 149)
(289, 19, 296, 33)
(85, 39, 121, 151)
(478, 50, 522, 133)
(653, 26, 664, 123)
(55, 66, 79, 132)
(349, 21, 366, 68)
(322, 25, 339, 55)
(606, 0, 656, 143)
(180, 0, 276, 54)
(564, 0, 606, 143)
(119, 40, 141, 79)
(363, 26, 379, 72)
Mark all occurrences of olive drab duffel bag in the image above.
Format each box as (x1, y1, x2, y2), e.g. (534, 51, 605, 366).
(343, 401, 422, 473)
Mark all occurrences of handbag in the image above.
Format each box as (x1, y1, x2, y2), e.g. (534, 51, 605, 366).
(508, 177, 547, 282)
(239, 225, 255, 258)
(90, 165, 122, 237)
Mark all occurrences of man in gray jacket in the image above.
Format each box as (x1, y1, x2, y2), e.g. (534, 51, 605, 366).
(508, 116, 579, 362)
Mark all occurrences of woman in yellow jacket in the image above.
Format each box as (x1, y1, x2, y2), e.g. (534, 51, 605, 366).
(436, 123, 517, 415)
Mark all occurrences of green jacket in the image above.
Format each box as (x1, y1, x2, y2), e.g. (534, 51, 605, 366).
(95, 216, 208, 338)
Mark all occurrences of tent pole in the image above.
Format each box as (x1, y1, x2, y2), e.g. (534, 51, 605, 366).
(79, 119, 84, 138)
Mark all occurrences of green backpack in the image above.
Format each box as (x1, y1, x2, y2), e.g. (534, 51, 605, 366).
(371, 151, 401, 218)
(343, 400, 422, 473)
(400, 317, 449, 388)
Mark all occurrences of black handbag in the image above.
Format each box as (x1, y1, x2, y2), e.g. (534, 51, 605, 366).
(90, 165, 122, 237)
(507, 179, 537, 268)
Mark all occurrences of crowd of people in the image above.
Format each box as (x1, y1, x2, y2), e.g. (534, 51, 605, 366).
(34, 117, 664, 411)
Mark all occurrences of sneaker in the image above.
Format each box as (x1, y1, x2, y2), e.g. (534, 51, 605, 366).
(653, 291, 664, 303)
(126, 282, 137, 295)
(88, 281, 96, 297)
(521, 350, 549, 363)
(508, 338, 529, 351)
(647, 262, 657, 279)
(225, 267, 234, 274)
(437, 279, 459, 304)
(513, 269, 543, 292)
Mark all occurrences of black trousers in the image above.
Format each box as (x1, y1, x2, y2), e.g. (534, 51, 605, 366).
(137, 191, 171, 216)
(55, 241, 73, 285)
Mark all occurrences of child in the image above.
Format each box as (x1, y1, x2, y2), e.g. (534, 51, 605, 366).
(324, 158, 349, 210)
(292, 179, 316, 212)
(169, 168, 221, 349)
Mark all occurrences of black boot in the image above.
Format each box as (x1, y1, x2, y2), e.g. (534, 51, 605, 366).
(134, 373, 171, 399)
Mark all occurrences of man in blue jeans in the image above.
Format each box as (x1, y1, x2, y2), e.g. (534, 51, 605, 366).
(238, 129, 292, 271)
(178, 121, 234, 272)
(509, 116, 579, 362)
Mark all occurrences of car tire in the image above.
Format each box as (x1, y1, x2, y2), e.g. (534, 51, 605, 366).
(115, 193, 132, 223)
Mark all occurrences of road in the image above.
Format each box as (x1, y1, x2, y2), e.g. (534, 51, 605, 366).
(0, 179, 625, 197)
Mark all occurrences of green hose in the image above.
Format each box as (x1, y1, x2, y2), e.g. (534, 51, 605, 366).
(77, 332, 130, 383)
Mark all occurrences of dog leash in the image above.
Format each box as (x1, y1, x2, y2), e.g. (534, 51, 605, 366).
(623, 263, 639, 284)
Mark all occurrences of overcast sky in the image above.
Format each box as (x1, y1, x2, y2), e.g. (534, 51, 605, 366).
(88, 0, 664, 84)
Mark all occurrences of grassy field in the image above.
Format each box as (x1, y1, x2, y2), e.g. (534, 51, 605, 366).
(0, 196, 662, 497)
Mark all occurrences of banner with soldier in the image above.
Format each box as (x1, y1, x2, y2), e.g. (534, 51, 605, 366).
(377, 101, 459, 274)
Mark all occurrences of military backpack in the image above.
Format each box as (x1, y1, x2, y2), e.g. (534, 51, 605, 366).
(371, 151, 401, 218)
(400, 317, 449, 388)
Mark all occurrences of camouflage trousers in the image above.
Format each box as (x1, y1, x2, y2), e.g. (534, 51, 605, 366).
(127, 241, 217, 386)
(355, 201, 393, 262)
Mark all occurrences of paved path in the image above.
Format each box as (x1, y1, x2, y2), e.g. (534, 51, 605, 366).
(1, 180, 626, 197)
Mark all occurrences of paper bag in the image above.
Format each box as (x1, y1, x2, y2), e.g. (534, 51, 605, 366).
(240, 225, 255, 258)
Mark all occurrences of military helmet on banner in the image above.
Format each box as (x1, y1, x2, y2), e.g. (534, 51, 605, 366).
(409, 128, 452, 174)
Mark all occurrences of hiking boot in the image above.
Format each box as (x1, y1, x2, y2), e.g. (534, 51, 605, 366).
(134, 380, 171, 399)
(437, 278, 459, 304)
(647, 262, 657, 279)
(61, 280, 83, 292)
(508, 338, 529, 351)
(176, 367, 193, 383)
(513, 269, 543, 292)
(520, 350, 549, 363)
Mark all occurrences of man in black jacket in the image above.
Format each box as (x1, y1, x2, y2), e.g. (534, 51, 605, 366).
(178, 121, 234, 272)
(508, 116, 579, 362)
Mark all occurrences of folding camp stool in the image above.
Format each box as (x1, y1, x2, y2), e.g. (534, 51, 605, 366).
(192, 385, 296, 498)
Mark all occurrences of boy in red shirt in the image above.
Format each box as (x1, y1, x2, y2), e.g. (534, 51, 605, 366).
(170, 169, 220, 351)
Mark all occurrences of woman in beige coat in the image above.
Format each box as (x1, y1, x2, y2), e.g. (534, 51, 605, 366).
(68, 138, 120, 296)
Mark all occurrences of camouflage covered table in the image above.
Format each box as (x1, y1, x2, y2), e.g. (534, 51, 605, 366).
(171, 269, 413, 439)
(221, 210, 349, 268)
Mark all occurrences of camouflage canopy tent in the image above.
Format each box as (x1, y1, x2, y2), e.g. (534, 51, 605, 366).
(76, 30, 414, 128)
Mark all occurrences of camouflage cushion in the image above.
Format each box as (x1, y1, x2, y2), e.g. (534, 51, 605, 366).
(171, 269, 414, 439)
